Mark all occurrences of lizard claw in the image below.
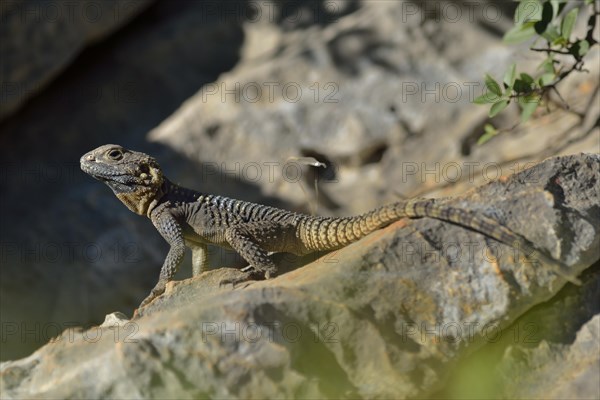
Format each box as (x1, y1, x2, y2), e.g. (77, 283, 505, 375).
(137, 281, 167, 310)
(240, 265, 263, 279)
(241, 265, 276, 279)
(219, 270, 254, 288)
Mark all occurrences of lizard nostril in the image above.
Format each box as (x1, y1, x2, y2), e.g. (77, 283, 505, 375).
(86, 154, 95, 161)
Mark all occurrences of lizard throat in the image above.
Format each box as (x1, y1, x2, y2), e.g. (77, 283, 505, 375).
(115, 168, 164, 216)
(116, 187, 159, 216)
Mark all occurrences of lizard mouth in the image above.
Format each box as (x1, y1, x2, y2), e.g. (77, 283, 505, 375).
(80, 158, 129, 182)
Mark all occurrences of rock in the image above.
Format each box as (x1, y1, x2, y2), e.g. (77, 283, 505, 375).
(434, 257, 600, 399)
(1, 154, 598, 399)
(0, 0, 246, 362)
(148, 1, 517, 213)
(0, 0, 597, 366)
(0, 0, 155, 120)
(100, 311, 130, 327)
(499, 315, 600, 399)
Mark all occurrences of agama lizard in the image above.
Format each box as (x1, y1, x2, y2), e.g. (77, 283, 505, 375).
(81, 144, 580, 309)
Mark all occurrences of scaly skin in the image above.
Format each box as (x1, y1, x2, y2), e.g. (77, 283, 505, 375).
(80, 144, 580, 310)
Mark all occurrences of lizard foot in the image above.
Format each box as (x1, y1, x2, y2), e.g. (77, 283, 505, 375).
(219, 270, 255, 288)
(241, 265, 277, 279)
(136, 281, 167, 311)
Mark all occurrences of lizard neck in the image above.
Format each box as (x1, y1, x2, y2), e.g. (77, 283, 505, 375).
(144, 179, 175, 217)
(114, 170, 166, 217)
(145, 179, 203, 217)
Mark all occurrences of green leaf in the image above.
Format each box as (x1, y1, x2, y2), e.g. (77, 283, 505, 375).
(484, 123, 496, 134)
(561, 8, 578, 39)
(571, 39, 590, 57)
(538, 56, 555, 74)
(550, 0, 567, 20)
(473, 93, 500, 104)
(552, 36, 569, 46)
(518, 95, 541, 122)
(541, 24, 561, 42)
(485, 74, 502, 96)
(538, 73, 555, 86)
(514, 78, 532, 93)
(489, 100, 509, 117)
(478, 124, 498, 145)
(515, 0, 543, 24)
(503, 63, 517, 88)
(504, 22, 537, 44)
(513, 73, 536, 94)
(520, 73, 535, 85)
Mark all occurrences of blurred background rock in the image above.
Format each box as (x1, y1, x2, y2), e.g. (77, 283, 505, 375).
(0, 0, 598, 397)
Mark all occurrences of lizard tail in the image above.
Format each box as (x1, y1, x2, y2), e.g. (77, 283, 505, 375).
(297, 198, 581, 284)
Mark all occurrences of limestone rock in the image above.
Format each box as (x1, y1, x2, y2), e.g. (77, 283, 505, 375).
(0, 0, 155, 120)
(1, 154, 598, 399)
(499, 315, 600, 399)
(0, 1, 597, 372)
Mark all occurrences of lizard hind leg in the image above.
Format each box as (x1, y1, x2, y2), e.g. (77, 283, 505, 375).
(225, 227, 278, 279)
(190, 243, 209, 277)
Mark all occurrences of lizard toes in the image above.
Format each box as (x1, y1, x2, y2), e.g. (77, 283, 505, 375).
(138, 295, 155, 309)
(264, 269, 277, 279)
(240, 265, 267, 279)
(264, 265, 278, 279)
(137, 282, 167, 309)
(241, 265, 255, 273)
(239, 265, 277, 280)
(220, 271, 254, 288)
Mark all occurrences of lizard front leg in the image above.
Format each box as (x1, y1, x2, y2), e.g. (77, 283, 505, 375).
(138, 209, 186, 309)
(225, 227, 277, 279)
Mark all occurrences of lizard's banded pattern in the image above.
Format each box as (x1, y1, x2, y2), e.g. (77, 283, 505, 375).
(298, 198, 530, 253)
(81, 143, 582, 310)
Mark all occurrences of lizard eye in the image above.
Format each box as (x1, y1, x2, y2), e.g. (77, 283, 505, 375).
(107, 149, 123, 161)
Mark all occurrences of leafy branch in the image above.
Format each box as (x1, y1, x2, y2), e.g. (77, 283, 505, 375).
(474, 0, 598, 144)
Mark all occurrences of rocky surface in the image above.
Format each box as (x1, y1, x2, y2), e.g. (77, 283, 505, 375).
(0, 0, 247, 361)
(0, 0, 155, 120)
(0, 1, 598, 396)
(499, 315, 600, 399)
(436, 258, 600, 399)
(1, 154, 598, 399)
(148, 0, 518, 212)
(497, 303, 600, 399)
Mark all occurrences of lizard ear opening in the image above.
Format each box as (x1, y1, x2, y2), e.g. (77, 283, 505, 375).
(148, 161, 164, 187)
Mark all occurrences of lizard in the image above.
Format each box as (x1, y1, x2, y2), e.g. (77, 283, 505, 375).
(80, 144, 581, 309)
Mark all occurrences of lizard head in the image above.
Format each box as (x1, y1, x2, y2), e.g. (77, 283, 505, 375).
(80, 144, 164, 216)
